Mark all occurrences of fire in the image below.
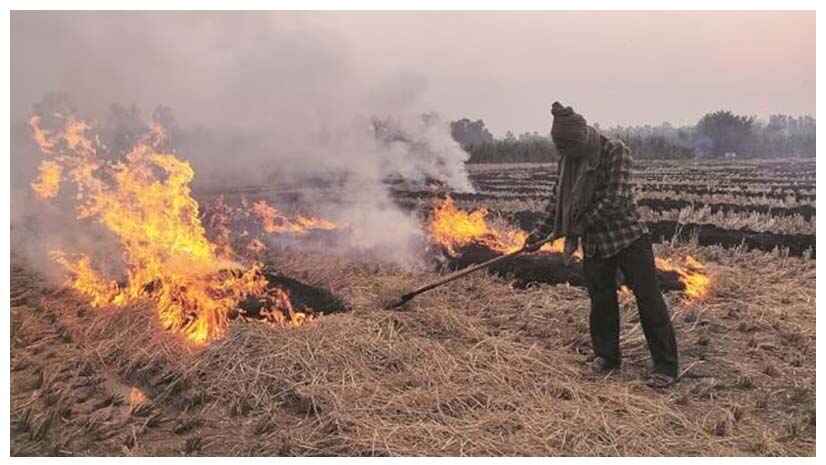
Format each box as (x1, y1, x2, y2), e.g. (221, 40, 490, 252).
(128, 387, 147, 408)
(655, 255, 711, 300)
(200, 196, 338, 258)
(251, 200, 337, 235)
(29, 113, 305, 345)
(618, 285, 634, 304)
(236, 285, 311, 328)
(30, 116, 56, 154)
(246, 238, 267, 255)
(428, 198, 711, 299)
(50, 251, 123, 307)
(31, 160, 63, 199)
(428, 196, 568, 256)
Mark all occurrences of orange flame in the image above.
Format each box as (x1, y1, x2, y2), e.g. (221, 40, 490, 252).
(428, 198, 710, 299)
(201, 196, 338, 258)
(251, 200, 337, 235)
(655, 255, 711, 300)
(128, 387, 147, 408)
(428, 196, 568, 256)
(618, 285, 634, 304)
(50, 251, 123, 307)
(246, 238, 267, 255)
(30, 114, 303, 345)
(30, 116, 56, 154)
(31, 160, 63, 199)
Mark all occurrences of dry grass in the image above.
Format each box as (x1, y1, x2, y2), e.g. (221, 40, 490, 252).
(10, 238, 815, 456)
(643, 206, 815, 235)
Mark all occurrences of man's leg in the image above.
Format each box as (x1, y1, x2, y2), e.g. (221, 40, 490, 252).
(617, 235, 679, 378)
(582, 253, 621, 367)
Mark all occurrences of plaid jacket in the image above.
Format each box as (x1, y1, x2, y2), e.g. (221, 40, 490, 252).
(537, 137, 647, 259)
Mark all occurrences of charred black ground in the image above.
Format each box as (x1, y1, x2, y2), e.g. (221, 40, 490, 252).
(509, 211, 815, 258)
(263, 270, 350, 314)
(439, 243, 687, 291)
(237, 267, 351, 318)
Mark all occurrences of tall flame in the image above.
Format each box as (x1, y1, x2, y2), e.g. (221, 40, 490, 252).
(29, 114, 303, 344)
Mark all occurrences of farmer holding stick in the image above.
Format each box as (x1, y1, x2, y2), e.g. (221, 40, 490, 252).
(524, 102, 679, 388)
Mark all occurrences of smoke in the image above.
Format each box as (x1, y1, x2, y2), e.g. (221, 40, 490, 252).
(11, 12, 473, 269)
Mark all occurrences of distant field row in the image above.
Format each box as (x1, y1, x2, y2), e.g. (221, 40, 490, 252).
(466, 160, 815, 185)
(421, 199, 814, 257)
(472, 176, 816, 191)
(466, 159, 815, 174)
(507, 211, 815, 258)
(480, 180, 814, 196)
(393, 189, 816, 210)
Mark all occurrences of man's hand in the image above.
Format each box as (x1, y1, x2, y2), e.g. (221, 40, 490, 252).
(563, 236, 579, 266)
(569, 222, 585, 236)
(524, 229, 556, 253)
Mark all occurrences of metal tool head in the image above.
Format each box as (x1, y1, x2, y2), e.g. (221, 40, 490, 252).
(384, 293, 414, 310)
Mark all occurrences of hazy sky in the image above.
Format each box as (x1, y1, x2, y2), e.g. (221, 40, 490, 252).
(12, 11, 815, 136)
(322, 11, 815, 134)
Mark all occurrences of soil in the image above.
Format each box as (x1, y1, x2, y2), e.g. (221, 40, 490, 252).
(442, 244, 686, 291)
(11, 244, 816, 456)
(510, 211, 815, 257)
(646, 221, 816, 258)
(636, 199, 815, 220)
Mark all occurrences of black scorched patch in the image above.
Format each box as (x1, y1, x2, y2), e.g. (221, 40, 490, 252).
(238, 268, 350, 319)
(510, 211, 815, 258)
(263, 271, 350, 314)
(439, 243, 685, 291)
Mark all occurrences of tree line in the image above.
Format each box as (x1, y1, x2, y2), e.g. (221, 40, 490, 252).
(451, 110, 816, 163)
(20, 93, 815, 167)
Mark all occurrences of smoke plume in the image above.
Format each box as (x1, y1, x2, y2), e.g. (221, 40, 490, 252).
(11, 12, 473, 270)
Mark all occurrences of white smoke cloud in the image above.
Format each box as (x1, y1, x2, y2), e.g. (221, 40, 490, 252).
(11, 12, 472, 269)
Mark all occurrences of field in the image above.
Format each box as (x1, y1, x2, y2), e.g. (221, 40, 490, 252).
(10, 158, 815, 456)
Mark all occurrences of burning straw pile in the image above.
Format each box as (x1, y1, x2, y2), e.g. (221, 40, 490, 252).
(426, 197, 711, 298)
(27, 110, 325, 344)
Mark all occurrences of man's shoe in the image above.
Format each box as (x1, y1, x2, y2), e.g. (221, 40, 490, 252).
(590, 356, 619, 374)
(646, 372, 676, 388)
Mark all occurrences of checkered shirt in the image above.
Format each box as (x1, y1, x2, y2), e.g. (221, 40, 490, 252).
(538, 137, 647, 259)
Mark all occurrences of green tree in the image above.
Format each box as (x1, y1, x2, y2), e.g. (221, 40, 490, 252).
(449, 118, 494, 146)
(696, 110, 755, 156)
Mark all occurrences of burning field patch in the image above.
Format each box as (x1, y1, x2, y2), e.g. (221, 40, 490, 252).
(237, 269, 351, 322)
(9, 112, 813, 457)
(425, 196, 712, 299)
(25, 110, 335, 345)
(10, 244, 816, 456)
(9, 10, 815, 458)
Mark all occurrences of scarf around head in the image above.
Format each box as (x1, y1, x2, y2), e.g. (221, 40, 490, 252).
(550, 102, 602, 238)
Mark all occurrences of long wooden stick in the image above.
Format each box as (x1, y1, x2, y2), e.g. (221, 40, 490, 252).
(386, 235, 558, 309)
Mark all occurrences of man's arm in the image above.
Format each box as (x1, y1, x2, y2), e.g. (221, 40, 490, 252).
(576, 142, 635, 230)
(533, 159, 562, 236)
(524, 160, 561, 250)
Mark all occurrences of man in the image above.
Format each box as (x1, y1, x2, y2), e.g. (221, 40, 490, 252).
(524, 102, 679, 388)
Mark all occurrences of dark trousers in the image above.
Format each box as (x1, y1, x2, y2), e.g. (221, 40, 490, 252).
(582, 235, 679, 377)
